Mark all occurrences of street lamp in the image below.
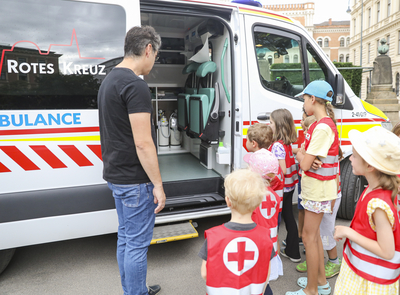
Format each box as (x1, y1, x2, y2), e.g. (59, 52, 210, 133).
(347, 0, 363, 66)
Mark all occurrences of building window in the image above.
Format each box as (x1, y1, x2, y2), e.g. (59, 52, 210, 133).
(377, 2, 380, 23)
(18, 57, 28, 82)
(293, 54, 298, 63)
(353, 19, 356, 34)
(396, 73, 400, 96)
(284, 55, 290, 63)
(354, 49, 356, 64)
(340, 38, 345, 47)
(368, 43, 371, 63)
(318, 38, 323, 47)
(398, 31, 400, 55)
(388, 0, 391, 17)
(324, 38, 329, 47)
(346, 54, 350, 62)
(339, 54, 344, 62)
(368, 8, 371, 27)
(367, 77, 371, 93)
(346, 37, 350, 46)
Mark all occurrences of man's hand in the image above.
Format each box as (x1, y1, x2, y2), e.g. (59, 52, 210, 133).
(153, 185, 166, 214)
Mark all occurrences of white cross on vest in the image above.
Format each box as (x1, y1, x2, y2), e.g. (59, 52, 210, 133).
(260, 193, 278, 219)
(222, 237, 259, 276)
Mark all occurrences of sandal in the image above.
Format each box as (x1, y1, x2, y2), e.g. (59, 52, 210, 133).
(285, 289, 307, 295)
(297, 277, 331, 295)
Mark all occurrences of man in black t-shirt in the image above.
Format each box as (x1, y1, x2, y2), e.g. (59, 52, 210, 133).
(98, 26, 165, 295)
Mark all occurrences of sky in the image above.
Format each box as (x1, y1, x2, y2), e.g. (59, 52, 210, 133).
(259, 0, 351, 24)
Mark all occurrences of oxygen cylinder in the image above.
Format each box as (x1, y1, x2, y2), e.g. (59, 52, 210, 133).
(158, 110, 170, 147)
(170, 110, 181, 147)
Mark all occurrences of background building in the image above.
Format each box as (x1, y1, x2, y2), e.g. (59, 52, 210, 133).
(349, 0, 400, 100)
(264, 3, 350, 64)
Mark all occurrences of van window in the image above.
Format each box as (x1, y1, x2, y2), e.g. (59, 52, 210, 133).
(0, 0, 125, 110)
(306, 43, 328, 82)
(254, 29, 304, 97)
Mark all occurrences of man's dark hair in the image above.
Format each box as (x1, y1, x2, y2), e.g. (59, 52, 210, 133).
(124, 26, 161, 57)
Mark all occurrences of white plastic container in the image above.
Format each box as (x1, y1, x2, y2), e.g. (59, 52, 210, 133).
(216, 142, 230, 164)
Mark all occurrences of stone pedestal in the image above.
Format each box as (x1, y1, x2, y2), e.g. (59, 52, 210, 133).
(366, 85, 400, 126)
(365, 39, 400, 126)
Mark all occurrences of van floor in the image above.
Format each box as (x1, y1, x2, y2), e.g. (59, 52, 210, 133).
(158, 153, 220, 182)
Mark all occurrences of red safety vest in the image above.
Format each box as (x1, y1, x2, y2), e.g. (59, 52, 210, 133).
(304, 117, 339, 181)
(251, 187, 281, 255)
(270, 166, 284, 212)
(343, 188, 400, 285)
(205, 224, 273, 295)
(269, 141, 298, 187)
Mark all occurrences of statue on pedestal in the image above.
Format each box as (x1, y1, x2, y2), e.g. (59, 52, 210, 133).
(371, 38, 392, 86)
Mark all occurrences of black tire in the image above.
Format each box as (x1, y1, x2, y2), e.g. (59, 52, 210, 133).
(0, 248, 15, 275)
(338, 157, 368, 220)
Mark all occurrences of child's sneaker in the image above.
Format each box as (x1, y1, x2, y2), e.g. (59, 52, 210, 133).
(296, 261, 307, 273)
(280, 249, 301, 263)
(325, 259, 341, 278)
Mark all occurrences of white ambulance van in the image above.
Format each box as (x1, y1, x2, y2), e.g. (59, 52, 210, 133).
(0, 0, 390, 273)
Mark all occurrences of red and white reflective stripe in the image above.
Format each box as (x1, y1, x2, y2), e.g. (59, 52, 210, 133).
(207, 283, 265, 295)
(0, 144, 102, 173)
(345, 240, 400, 284)
(285, 163, 298, 186)
(270, 226, 278, 253)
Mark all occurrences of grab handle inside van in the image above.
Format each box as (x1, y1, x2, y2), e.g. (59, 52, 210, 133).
(221, 38, 230, 103)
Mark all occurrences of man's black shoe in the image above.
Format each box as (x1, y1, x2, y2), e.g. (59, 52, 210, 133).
(148, 284, 161, 295)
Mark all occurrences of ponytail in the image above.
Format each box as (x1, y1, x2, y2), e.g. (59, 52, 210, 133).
(325, 102, 337, 126)
(315, 93, 337, 128)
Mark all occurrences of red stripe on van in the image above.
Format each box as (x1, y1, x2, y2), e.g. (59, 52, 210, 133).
(0, 146, 40, 171)
(0, 126, 99, 136)
(30, 145, 67, 169)
(59, 145, 93, 167)
(87, 144, 102, 160)
(0, 162, 11, 173)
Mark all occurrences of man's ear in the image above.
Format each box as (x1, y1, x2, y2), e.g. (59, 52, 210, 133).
(145, 43, 153, 58)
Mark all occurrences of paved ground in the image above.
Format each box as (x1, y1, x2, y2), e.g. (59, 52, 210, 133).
(0, 206, 351, 295)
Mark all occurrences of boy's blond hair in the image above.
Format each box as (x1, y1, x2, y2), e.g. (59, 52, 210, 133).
(303, 115, 316, 129)
(247, 123, 273, 149)
(224, 169, 267, 215)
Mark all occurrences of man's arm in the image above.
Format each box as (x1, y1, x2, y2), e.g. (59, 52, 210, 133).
(130, 113, 165, 213)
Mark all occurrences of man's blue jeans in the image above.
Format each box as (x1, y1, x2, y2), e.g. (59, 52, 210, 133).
(108, 182, 157, 295)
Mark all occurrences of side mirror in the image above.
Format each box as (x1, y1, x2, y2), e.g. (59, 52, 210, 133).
(333, 74, 345, 106)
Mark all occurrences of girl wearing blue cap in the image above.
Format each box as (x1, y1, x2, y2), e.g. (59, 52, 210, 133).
(286, 81, 339, 295)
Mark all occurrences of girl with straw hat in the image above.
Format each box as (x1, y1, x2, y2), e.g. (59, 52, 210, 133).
(334, 126, 400, 294)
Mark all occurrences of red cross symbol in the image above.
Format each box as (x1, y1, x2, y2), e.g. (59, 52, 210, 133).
(228, 241, 255, 271)
(261, 197, 276, 216)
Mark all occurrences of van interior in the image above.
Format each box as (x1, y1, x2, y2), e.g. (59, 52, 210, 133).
(141, 11, 232, 215)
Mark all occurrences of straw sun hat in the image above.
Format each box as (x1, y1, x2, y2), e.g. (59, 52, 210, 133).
(348, 126, 400, 175)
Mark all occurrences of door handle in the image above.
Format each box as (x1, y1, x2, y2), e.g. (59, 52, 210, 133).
(257, 113, 270, 121)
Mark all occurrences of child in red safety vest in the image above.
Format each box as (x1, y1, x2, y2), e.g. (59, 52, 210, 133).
(199, 169, 274, 295)
(269, 109, 300, 263)
(244, 148, 283, 294)
(246, 123, 284, 230)
(292, 113, 316, 249)
(333, 126, 400, 294)
(288, 81, 339, 295)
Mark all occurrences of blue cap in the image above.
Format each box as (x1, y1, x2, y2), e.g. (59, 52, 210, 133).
(300, 81, 334, 102)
